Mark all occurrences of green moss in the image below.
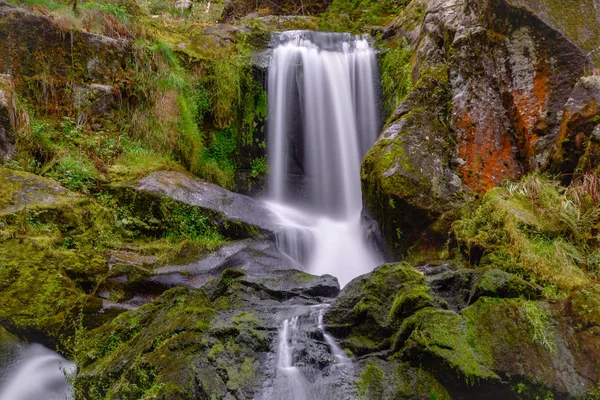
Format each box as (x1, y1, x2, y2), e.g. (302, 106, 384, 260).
(318, 0, 410, 32)
(357, 361, 386, 400)
(461, 297, 567, 391)
(388, 284, 436, 325)
(357, 359, 451, 400)
(380, 38, 413, 118)
(394, 307, 499, 385)
(73, 287, 216, 399)
(567, 285, 600, 329)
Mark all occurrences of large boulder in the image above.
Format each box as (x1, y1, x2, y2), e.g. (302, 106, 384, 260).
(74, 268, 342, 400)
(325, 262, 444, 355)
(115, 170, 278, 239)
(0, 167, 77, 216)
(0, 74, 15, 161)
(507, 0, 600, 67)
(363, 0, 591, 258)
(326, 261, 599, 399)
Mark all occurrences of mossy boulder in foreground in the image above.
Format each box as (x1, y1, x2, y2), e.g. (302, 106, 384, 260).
(113, 170, 278, 239)
(329, 261, 600, 398)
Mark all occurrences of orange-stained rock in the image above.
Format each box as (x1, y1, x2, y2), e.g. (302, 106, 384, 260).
(362, 0, 590, 257)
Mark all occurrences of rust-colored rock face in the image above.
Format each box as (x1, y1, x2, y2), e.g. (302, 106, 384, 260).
(362, 0, 591, 256)
(450, 0, 587, 193)
(455, 106, 522, 192)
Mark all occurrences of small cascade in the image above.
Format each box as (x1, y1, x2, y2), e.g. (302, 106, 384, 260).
(0, 344, 75, 400)
(318, 308, 350, 365)
(261, 306, 356, 400)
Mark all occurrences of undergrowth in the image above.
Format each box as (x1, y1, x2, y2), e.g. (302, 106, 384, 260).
(318, 0, 410, 32)
(452, 173, 600, 291)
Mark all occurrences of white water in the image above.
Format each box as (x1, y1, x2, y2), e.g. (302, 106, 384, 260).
(265, 31, 381, 400)
(0, 344, 75, 400)
(266, 31, 382, 287)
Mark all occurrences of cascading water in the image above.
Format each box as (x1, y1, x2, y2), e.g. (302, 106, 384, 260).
(263, 31, 382, 400)
(0, 344, 75, 400)
(265, 30, 382, 286)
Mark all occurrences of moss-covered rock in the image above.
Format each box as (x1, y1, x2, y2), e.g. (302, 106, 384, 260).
(325, 262, 428, 354)
(0, 239, 104, 348)
(566, 284, 600, 330)
(394, 307, 500, 386)
(0, 167, 77, 216)
(462, 297, 589, 398)
(364, 0, 590, 259)
(506, 0, 600, 67)
(0, 74, 16, 161)
(356, 358, 451, 400)
(0, 2, 131, 114)
(74, 287, 219, 399)
(113, 170, 277, 239)
(470, 268, 543, 303)
(361, 63, 465, 259)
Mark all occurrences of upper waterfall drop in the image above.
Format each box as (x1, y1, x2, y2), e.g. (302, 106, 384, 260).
(265, 31, 382, 286)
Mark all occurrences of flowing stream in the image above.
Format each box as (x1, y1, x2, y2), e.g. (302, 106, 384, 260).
(263, 31, 382, 400)
(0, 344, 75, 400)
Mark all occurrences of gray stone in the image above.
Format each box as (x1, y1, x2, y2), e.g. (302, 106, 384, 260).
(126, 170, 278, 237)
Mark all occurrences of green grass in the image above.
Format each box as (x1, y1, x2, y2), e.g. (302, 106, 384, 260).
(453, 173, 600, 291)
(47, 154, 98, 192)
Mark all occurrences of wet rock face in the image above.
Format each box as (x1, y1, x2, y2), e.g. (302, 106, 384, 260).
(553, 76, 600, 177)
(0, 74, 15, 161)
(75, 268, 342, 400)
(362, 0, 590, 258)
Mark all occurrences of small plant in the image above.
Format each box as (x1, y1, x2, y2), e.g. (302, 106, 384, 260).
(48, 155, 98, 192)
(521, 301, 557, 353)
(249, 156, 267, 179)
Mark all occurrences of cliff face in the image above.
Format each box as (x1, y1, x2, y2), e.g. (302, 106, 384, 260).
(362, 0, 596, 258)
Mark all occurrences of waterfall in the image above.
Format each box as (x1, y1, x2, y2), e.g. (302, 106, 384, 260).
(265, 30, 382, 287)
(262, 30, 382, 400)
(0, 344, 75, 400)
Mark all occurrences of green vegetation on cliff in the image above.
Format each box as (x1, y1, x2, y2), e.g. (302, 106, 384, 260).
(453, 173, 600, 291)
